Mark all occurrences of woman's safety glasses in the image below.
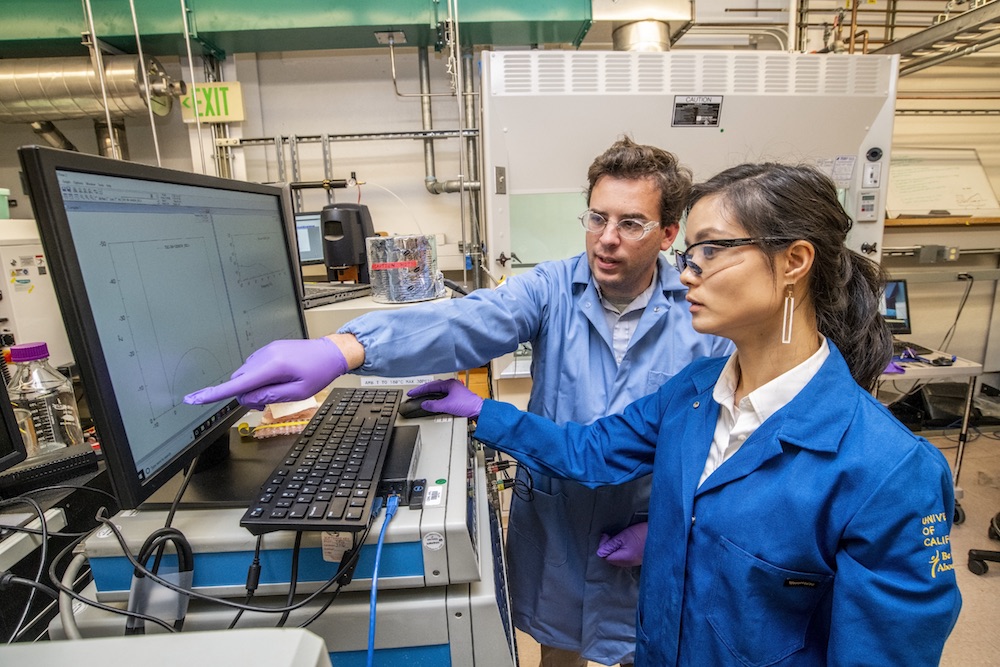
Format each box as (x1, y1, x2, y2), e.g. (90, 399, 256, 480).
(674, 237, 795, 278)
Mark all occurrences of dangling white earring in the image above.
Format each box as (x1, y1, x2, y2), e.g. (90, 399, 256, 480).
(781, 284, 795, 344)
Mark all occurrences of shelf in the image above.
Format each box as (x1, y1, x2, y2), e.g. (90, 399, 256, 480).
(885, 216, 1000, 227)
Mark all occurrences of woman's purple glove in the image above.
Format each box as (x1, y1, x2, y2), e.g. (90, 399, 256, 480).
(183, 338, 349, 411)
(408, 379, 483, 419)
(596, 522, 648, 568)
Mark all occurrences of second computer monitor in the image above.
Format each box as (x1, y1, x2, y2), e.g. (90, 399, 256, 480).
(880, 278, 913, 336)
(294, 211, 324, 265)
(0, 381, 27, 477)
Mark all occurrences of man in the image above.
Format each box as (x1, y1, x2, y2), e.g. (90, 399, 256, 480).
(186, 137, 733, 666)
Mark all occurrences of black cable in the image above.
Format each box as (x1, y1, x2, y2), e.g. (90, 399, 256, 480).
(46, 512, 179, 634)
(276, 531, 303, 627)
(18, 483, 119, 505)
(125, 527, 195, 635)
(0, 496, 47, 644)
(144, 456, 200, 587)
(941, 425, 982, 444)
(0, 572, 59, 600)
(165, 454, 200, 529)
(442, 278, 469, 296)
(297, 509, 379, 629)
(491, 452, 533, 502)
(938, 275, 974, 352)
(0, 523, 95, 539)
(882, 379, 927, 408)
(228, 535, 264, 630)
(94, 513, 370, 616)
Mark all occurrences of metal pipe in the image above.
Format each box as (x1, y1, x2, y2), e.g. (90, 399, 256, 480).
(417, 45, 477, 195)
(95, 118, 129, 160)
(612, 21, 671, 52)
(29, 121, 78, 151)
(0, 56, 179, 123)
(462, 48, 483, 290)
(788, 0, 798, 52)
(849, 0, 861, 54)
(204, 56, 232, 179)
(233, 129, 475, 145)
(418, 47, 439, 194)
(289, 179, 351, 191)
(129, 0, 161, 166)
(82, 0, 119, 158)
(180, 0, 208, 175)
(856, 29, 871, 54)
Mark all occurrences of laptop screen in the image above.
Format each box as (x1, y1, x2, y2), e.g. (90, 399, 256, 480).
(880, 279, 912, 336)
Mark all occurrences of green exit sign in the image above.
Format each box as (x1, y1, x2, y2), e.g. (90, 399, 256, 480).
(180, 82, 245, 123)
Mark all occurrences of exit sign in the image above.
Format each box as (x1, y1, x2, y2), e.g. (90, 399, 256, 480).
(180, 82, 245, 123)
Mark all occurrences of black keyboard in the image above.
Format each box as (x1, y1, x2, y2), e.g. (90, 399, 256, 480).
(893, 339, 933, 356)
(241, 387, 401, 534)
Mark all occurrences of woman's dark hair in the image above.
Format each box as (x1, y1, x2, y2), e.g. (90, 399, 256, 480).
(687, 163, 892, 390)
(586, 136, 693, 228)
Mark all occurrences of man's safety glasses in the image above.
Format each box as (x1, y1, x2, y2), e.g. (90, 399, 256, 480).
(579, 210, 660, 241)
(674, 237, 796, 277)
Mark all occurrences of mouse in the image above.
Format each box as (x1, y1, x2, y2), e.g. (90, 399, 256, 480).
(398, 391, 449, 419)
(931, 357, 954, 366)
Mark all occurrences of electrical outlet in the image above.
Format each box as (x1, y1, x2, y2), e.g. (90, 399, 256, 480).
(862, 162, 881, 188)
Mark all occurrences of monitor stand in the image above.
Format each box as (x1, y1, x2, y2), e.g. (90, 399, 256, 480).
(141, 429, 296, 510)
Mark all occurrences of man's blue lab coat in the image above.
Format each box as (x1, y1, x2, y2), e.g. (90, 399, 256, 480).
(473, 343, 963, 666)
(342, 253, 731, 663)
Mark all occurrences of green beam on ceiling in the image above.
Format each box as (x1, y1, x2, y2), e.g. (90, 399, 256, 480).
(0, 0, 591, 58)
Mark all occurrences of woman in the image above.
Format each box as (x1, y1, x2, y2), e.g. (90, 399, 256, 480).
(413, 163, 962, 666)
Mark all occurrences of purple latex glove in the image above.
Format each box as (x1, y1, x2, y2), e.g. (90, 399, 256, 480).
(407, 379, 483, 419)
(597, 522, 649, 568)
(183, 338, 349, 411)
(884, 361, 905, 374)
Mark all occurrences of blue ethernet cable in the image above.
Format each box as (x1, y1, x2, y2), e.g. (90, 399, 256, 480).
(367, 494, 400, 667)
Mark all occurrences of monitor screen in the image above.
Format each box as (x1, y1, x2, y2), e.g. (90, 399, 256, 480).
(18, 146, 308, 508)
(0, 381, 28, 475)
(294, 212, 324, 265)
(880, 278, 912, 336)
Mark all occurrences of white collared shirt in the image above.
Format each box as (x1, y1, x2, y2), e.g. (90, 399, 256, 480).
(596, 268, 657, 365)
(699, 336, 830, 488)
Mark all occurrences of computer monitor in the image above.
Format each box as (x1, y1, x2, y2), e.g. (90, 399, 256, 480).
(294, 211, 324, 265)
(17, 145, 308, 509)
(0, 382, 28, 474)
(880, 278, 912, 336)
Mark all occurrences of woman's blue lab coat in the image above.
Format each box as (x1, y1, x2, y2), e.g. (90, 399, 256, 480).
(342, 253, 732, 663)
(473, 343, 962, 666)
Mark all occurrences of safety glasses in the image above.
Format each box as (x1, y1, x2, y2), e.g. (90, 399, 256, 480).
(579, 210, 660, 241)
(674, 237, 796, 277)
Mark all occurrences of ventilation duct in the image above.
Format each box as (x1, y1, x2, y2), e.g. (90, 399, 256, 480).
(612, 20, 672, 52)
(0, 56, 184, 123)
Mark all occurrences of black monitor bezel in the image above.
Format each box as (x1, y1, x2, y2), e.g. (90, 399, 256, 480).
(17, 145, 307, 508)
(0, 381, 28, 475)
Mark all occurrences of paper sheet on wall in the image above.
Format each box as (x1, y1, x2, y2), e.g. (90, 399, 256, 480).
(887, 148, 1000, 217)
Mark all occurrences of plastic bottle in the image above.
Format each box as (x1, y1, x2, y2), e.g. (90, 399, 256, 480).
(7, 342, 84, 454)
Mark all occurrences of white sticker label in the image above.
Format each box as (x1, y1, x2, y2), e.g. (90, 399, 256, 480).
(423, 532, 445, 551)
(360, 375, 435, 387)
(321, 531, 353, 562)
(425, 485, 444, 506)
